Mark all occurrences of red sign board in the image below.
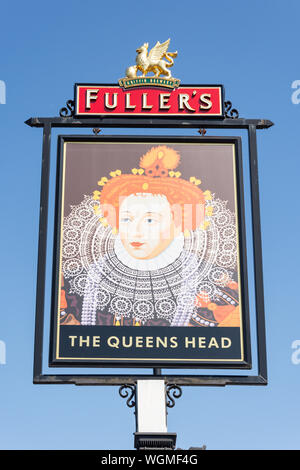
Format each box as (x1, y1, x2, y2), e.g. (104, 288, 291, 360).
(74, 84, 224, 118)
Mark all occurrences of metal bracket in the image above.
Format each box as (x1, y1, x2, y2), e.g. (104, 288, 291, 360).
(166, 384, 183, 408)
(224, 100, 239, 119)
(59, 100, 75, 117)
(119, 384, 136, 408)
(93, 128, 101, 135)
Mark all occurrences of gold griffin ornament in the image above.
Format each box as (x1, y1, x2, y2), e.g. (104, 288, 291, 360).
(126, 39, 178, 80)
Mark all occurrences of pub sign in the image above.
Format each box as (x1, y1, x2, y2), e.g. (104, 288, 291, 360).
(46, 40, 259, 371)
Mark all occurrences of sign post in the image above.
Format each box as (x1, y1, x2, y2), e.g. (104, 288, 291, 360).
(27, 39, 273, 450)
(120, 378, 181, 450)
(134, 380, 176, 450)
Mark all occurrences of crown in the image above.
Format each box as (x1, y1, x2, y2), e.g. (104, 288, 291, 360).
(139, 146, 180, 177)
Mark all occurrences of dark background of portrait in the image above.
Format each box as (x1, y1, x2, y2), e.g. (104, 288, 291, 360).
(63, 141, 237, 217)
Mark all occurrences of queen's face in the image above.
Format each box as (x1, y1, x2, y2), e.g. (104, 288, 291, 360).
(119, 193, 179, 260)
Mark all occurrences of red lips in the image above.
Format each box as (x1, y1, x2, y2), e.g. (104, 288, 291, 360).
(130, 242, 144, 248)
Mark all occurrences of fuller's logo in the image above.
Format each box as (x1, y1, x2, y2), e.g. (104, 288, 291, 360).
(74, 40, 224, 118)
(119, 39, 180, 89)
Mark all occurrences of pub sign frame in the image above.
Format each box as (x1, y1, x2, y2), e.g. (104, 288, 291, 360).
(50, 134, 250, 369)
(26, 84, 272, 387)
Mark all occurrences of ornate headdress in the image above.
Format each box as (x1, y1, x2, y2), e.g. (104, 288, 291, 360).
(92, 146, 213, 232)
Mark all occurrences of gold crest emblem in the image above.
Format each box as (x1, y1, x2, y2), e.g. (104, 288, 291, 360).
(119, 39, 180, 89)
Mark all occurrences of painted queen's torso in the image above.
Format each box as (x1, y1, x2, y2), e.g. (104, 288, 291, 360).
(79, 231, 239, 327)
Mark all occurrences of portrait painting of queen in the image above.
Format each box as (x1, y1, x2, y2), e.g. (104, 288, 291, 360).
(58, 140, 243, 331)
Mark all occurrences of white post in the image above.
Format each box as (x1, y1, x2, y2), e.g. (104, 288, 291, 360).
(136, 380, 167, 433)
(134, 380, 177, 450)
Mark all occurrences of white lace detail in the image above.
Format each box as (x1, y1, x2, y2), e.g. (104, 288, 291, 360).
(62, 195, 238, 326)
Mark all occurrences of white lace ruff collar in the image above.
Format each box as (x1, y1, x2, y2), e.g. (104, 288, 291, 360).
(114, 233, 185, 271)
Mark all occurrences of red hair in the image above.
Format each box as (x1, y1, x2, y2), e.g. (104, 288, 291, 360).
(100, 174, 205, 230)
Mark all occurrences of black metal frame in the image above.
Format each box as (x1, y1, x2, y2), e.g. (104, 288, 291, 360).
(26, 113, 273, 387)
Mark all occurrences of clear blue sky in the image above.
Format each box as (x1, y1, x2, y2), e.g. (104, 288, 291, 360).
(0, 0, 300, 450)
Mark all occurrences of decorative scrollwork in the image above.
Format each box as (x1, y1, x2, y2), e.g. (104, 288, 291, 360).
(166, 384, 182, 408)
(59, 99, 75, 117)
(224, 101, 239, 119)
(119, 384, 136, 408)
